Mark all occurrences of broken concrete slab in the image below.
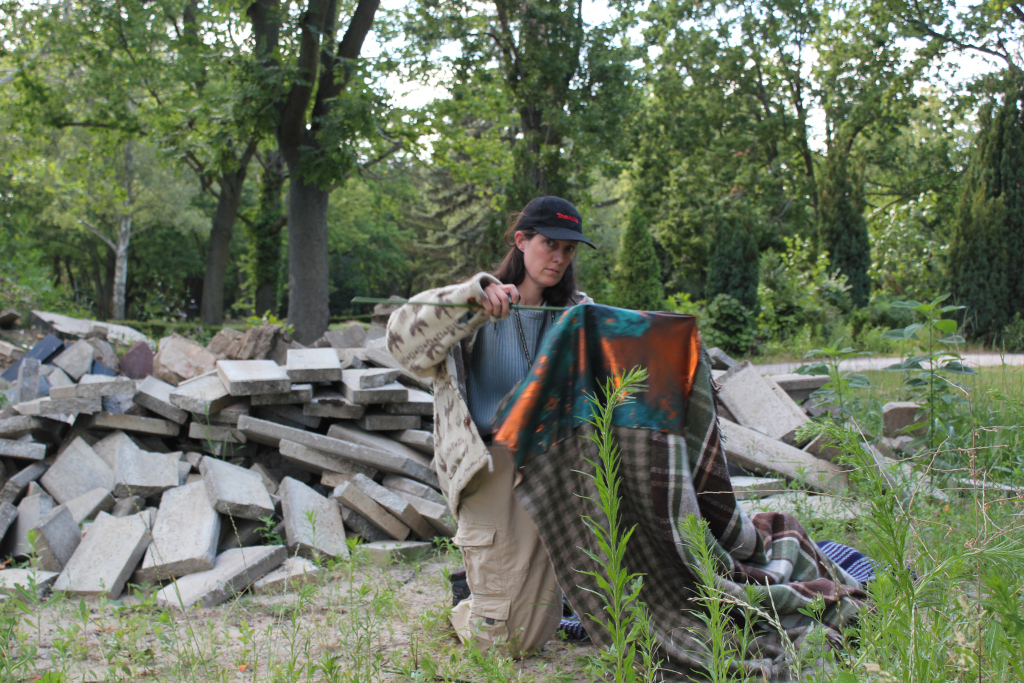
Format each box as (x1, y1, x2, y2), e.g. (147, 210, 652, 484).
(279, 440, 379, 480)
(361, 540, 433, 566)
(356, 412, 420, 432)
(730, 476, 786, 500)
(33, 505, 81, 572)
(883, 402, 924, 437)
(54, 511, 151, 599)
(153, 334, 218, 386)
(251, 556, 320, 594)
(286, 348, 343, 383)
(46, 367, 73, 391)
(350, 474, 434, 540)
(168, 371, 235, 417)
(278, 477, 349, 559)
(707, 347, 738, 371)
(51, 374, 134, 400)
(114, 450, 180, 498)
(718, 362, 809, 444)
(303, 390, 365, 419)
(92, 430, 143, 469)
(218, 517, 264, 551)
(201, 401, 250, 426)
(189, 422, 246, 444)
(0, 569, 59, 597)
(342, 368, 401, 389)
(40, 437, 114, 504)
(155, 544, 285, 611)
(331, 480, 409, 541)
(133, 376, 189, 425)
(389, 429, 434, 455)
(52, 340, 95, 381)
(235, 324, 283, 361)
(15, 396, 102, 416)
(1, 334, 64, 383)
(340, 505, 391, 542)
(383, 388, 434, 416)
(206, 328, 245, 358)
(315, 324, 367, 350)
(0, 340, 23, 362)
(87, 412, 180, 437)
(0, 438, 46, 461)
(0, 502, 17, 546)
(249, 463, 279, 495)
(240, 416, 438, 487)
(85, 337, 119, 373)
(391, 490, 455, 536)
(17, 358, 41, 403)
(31, 311, 150, 347)
(0, 462, 48, 505)
(0, 415, 64, 440)
(769, 373, 830, 403)
(718, 419, 848, 493)
(877, 435, 915, 458)
(199, 456, 275, 521)
(803, 433, 843, 462)
(119, 341, 154, 380)
(255, 404, 321, 430)
(216, 360, 291, 397)
(111, 495, 147, 518)
(136, 481, 221, 583)
(341, 380, 408, 406)
(327, 423, 431, 469)
(250, 384, 313, 406)
(382, 475, 445, 507)
(7, 493, 54, 557)
(64, 488, 115, 524)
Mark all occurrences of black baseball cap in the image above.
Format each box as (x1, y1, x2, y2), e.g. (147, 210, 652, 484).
(518, 196, 595, 248)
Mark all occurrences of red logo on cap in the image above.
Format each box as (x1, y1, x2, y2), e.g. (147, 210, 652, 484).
(557, 212, 580, 224)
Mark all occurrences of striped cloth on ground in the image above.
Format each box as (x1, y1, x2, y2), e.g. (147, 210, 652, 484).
(816, 541, 878, 586)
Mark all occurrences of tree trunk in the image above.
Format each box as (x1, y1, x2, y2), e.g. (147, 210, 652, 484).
(111, 214, 131, 320)
(285, 167, 331, 344)
(200, 170, 245, 324)
(249, 150, 286, 317)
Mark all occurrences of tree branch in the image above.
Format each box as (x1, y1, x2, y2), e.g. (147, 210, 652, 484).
(78, 219, 117, 252)
(279, 0, 335, 148)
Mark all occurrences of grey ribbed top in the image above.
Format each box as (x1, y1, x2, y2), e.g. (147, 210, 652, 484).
(466, 309, 554, 436)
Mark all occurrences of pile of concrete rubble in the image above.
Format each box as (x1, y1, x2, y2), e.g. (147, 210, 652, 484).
(0, 307, 449, 609)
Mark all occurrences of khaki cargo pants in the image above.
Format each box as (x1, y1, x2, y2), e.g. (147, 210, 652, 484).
(449, 444, 562, 657)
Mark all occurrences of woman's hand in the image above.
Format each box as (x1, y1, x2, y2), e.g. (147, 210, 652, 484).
(478, 282, 521, 319)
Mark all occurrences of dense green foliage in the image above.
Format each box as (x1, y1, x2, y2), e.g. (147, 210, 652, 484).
(610, 208, 663, 311)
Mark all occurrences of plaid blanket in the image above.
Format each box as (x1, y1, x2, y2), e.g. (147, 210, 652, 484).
(493, 305, 866, 680)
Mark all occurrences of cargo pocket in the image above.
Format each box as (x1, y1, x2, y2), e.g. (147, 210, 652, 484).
(468, 595, 512, 648)
(454, 525, 506, 595)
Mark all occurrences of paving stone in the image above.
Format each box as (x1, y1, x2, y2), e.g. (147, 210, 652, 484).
(102, 391, 139, 415)
(119, 341, 154, 380)
(64, 488, 115, 524)
(252, 556, 320, 594)
(327, 424, 431, 469)
(278, 439, 379, 482)
(255, 404, 321, 430)
(25, 482, 44, 497)
(169, 371, 235, 416)
(883, 401, 924, 437)
(341, 379, 408, 405)
(718, 419, 848, 493)
(730, 476, 786, 500)
(383, 388, 434, 416)
(54, 511, 151, 599)
(361, 348, 431, 393)
(0, 569, 59, 597)
(391, 490, 455, 536)
(153, 334, 218, 386)
(40, 437, 114, 504)
(286, 348, 343, 383)
(341, 368, 401, 389)
(15, 396, 102, 416)
(111, 496, 147, 518)
(155, 544, 285, 610)
(200, 456, 275, 521)
(331, 480, 409, 541)
(51, 374, 134, 400)
(133, 376, 189, 424)
(240, 416, 438, 487)
(278, 477, 349, 559)
(389, 429, 434, 455)
(0, 462, 48, 505)
(235, 324, 283, 361)
(250, 463, 279, 495)
(250, 384, 313, 406)
(717, 362, 810, 444)
(382, 474, 446, 507)
(17, 358, 41, 403)
(7, 492, 55, 557)
(90, 360, 117, 377)
(114, 450, 180, 498)
(768, 373, 830, 403)
(92, 430, 142, 469)
(360, 540, 433, 565)
(314, 324, 367, 349)
(33, 505, 82, 572)
(206, 328, 245, 358)
(303, 390, 365, 419)
(0, 335, 63, 383)
(86, 413, 180, 437)
(340, 505, 391, 542)
(0, 416, 60, 440)
(184, 452, 204, 469)
(202, 402, 251, 425)
(189, 422, 246, 444)
(218, 517, 265, 551)
(52, 340, 95, 381)
(0, 340, 23, 362)
(739, 492, 862, 522)
(0, 438, 46, 461)
(707, 347, 738, 371)
(0, 502, 17, 545)
(216, 360, 291, 397)
(356, 412, 420, 432)
(46, 367, 74, 392)
(136, 482, 221, 582)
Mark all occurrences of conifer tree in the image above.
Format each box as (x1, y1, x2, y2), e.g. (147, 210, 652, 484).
(818, 152, 871, 306)
(611, 207, 664, 311)
(705, 218, 759, 311)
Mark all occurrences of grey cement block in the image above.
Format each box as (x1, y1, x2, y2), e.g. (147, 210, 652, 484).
(33, 505, 81, 572)
(389, 429, 434, 455)
(86, 413, 180, 437)
(249, 463, 279, 495)
(239, 416, 438, 487)
(40, 437, 114, 504)
(46, 367, 74, 391)
(769, 373, 829, 403)
(155, 545, 286, 610)
(383, 388, 434, 416)
(202, 402, 251, 425)
(92, 430, 142, 469)
(252, 556, 320, 594)
(331, 480, 409, 541)
(0, 502, 16, 544)
(0, 462, 48, 505)
(391, 490, 455, 536)
(255, 404, 321, 430)
(111, 496, 147, 518)
(340, 506, 391, 542)
(51, 375, 134, 400)
(8, 493, 54, 557)
(188, 422, 247, 444)
(64, 488, 115, 524)
(17, 358, 41, 403)
(278, 477, 349, 559)
(250, 384, 313, 406)
(341, 379, 408, 405)
(341, 368, 401, 389)
(114, 450, 180, 498)
(707, 347, 738, 370)
(883, 402, 924, 437)
(0, 569, 59, 597)
(218, 517, 264, 551)
(718, 419, 848, 493)
(168, 372, 235, 416)
(350, 474, 434, 540)
(177, 461, 191, 485)
(286, 348, 343, 383)
(53, 511, 151, 599)
(216, 360, 291, 397)
(328, 423, 431, 468)
(137, 482, 221, 582)
(279, 440, 378, 480)
(360, 540, 433, 566)
(15, 396, 102, 416)
(133, 376, 189, 424)
(730, 476, 786, 500)
(382, 474, 445, 507)
(0, 416, 58, 440)
(356, 412, 420, 432)
(200, 456, 275, 521)
(718, 362, 809, 444)
(0, 438, 46, 461)
(304, 400, 365, 420)
(52, 340, 95, 381)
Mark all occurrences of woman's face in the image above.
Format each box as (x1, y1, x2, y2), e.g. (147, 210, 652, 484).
(515, 231, 578, 289)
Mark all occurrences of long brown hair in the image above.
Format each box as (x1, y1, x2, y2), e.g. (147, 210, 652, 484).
(491, 212, 579, 307)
